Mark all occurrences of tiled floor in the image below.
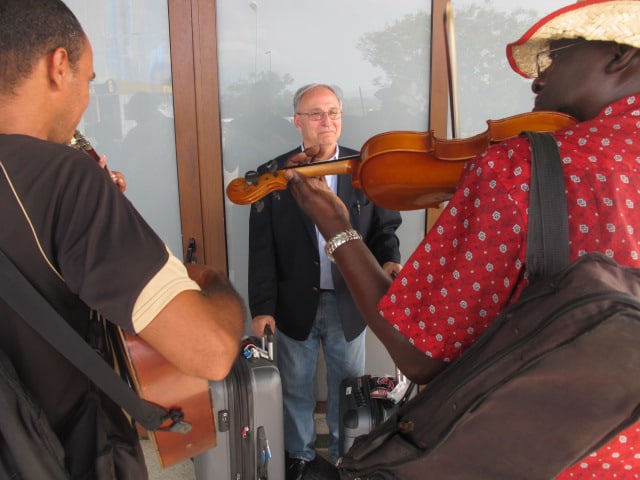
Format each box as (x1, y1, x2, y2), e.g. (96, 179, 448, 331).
(144, 410, 335, 479)
(143, 439, 195, 480)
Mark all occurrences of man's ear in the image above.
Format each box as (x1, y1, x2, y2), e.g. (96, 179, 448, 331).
(47, 47, 70, 90)
(605, 43, 639, 74)
(293, 113, 302, 131)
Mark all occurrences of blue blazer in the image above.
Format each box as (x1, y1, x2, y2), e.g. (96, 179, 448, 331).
(248, 146, 402, 341)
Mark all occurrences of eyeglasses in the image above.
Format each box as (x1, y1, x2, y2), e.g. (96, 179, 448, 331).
(535, 41, 584, 78)
(296, 108, 342, 121)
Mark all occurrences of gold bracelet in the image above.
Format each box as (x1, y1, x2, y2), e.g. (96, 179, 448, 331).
(324, 228, 362, 263)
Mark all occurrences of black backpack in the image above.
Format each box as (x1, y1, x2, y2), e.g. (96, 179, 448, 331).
(337, 132, 640, 479)
(0, 348, 69, 479)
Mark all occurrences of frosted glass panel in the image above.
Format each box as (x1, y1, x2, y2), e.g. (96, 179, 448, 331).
(217, 0, 431, 304)
(450, 0, 568, 137)
(66, 1, 183, 260)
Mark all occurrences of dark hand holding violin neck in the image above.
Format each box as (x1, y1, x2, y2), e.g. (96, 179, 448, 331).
(303, 143, 336, 163)
(285, 167, 352, 239)
(226, 111, 576, 211)
(284, 144, 335, 168)
(284, 148, 314, 167)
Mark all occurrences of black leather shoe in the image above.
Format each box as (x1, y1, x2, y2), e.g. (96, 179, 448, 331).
(286, 457, 311, 480)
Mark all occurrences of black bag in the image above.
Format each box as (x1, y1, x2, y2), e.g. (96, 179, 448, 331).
(0, 347, 148, 480)
(339, 374, 414, 457)
(0, 249, 190, 479)
(0, 349, 69, 480)
(337, 132, 640, 479)
(58, 390, 148, 480)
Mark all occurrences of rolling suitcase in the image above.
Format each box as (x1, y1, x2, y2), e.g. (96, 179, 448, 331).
(193, 332, 284, 480)
(339, 369, 414, 457)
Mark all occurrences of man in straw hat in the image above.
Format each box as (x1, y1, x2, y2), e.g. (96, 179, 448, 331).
(282, 0, 640, 477)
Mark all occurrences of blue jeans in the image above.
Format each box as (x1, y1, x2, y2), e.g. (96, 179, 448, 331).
(276, 291, 366, 463)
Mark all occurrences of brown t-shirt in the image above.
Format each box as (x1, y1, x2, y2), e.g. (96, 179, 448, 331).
(0, 134, 174, 431)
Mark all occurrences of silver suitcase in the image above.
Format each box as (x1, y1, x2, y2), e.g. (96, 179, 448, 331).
(194, 335, 284, 479)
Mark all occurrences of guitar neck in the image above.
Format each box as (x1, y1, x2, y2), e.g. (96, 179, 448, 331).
(70, 130, 115, 178)
(70, 130, 101, 163)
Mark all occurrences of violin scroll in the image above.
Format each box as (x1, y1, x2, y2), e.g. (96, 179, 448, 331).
(226, 156, 357, 206)
(226, 174, 289, 206)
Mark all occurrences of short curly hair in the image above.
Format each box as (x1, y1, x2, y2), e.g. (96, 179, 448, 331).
(0, 0, 85, 95)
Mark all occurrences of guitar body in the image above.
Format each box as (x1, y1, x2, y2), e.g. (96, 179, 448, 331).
(117, 329, 217, 468)
(70, 131, 217, 468)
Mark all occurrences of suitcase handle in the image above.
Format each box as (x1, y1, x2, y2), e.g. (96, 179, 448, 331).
(264, 324, 274, 340)
(261, 325, 275, 360)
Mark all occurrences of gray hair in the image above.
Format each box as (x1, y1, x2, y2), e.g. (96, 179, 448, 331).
(293, 83, 343, 112)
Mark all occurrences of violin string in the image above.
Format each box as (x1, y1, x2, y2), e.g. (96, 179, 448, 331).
(280, 154, 359, 170)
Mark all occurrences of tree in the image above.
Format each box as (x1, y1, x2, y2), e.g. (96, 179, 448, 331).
(357, 10, 431, 116)
(355, 3, 540, 136)
(222, 71, 295, 119)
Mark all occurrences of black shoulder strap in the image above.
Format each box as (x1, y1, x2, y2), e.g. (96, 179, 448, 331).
(524, 131, 569, 282)
(0, 247, 172, 432)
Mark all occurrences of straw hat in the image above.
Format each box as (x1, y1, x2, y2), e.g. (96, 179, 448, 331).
(507, 0, 640, 78)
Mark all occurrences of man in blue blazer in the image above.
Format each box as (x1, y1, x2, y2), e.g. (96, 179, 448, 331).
(249, 84, 402, 480)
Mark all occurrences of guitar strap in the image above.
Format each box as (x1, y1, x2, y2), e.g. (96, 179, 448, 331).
(0, 160, 184, 433)
(0, 248, 176, 431)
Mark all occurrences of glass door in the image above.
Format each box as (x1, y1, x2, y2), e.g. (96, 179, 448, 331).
(450, 0, 568, 136)
(215, 0, 433, 379)
(216, 0, 431, 306)
(67, 1, 183, 260)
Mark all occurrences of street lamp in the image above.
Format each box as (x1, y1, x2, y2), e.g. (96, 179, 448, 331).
(249, 1, 258, 80)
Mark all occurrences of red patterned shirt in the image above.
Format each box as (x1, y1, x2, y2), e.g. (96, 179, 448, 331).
(379, 95, 640, 478)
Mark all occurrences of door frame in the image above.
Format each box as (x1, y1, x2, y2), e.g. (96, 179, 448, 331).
(169, 0, 227, 271)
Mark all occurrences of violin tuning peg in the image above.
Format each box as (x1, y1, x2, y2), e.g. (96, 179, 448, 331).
(245, 170, 259, 186)
(266, 160, 278, 174)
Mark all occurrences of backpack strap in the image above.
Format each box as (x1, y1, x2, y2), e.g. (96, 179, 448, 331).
(524, 131, 569, 282)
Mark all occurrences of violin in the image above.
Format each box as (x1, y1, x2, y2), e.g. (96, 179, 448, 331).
(225, 111, 577, 211)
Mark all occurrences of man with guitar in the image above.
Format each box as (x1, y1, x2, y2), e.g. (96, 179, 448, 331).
(0, 0, 244, 478)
